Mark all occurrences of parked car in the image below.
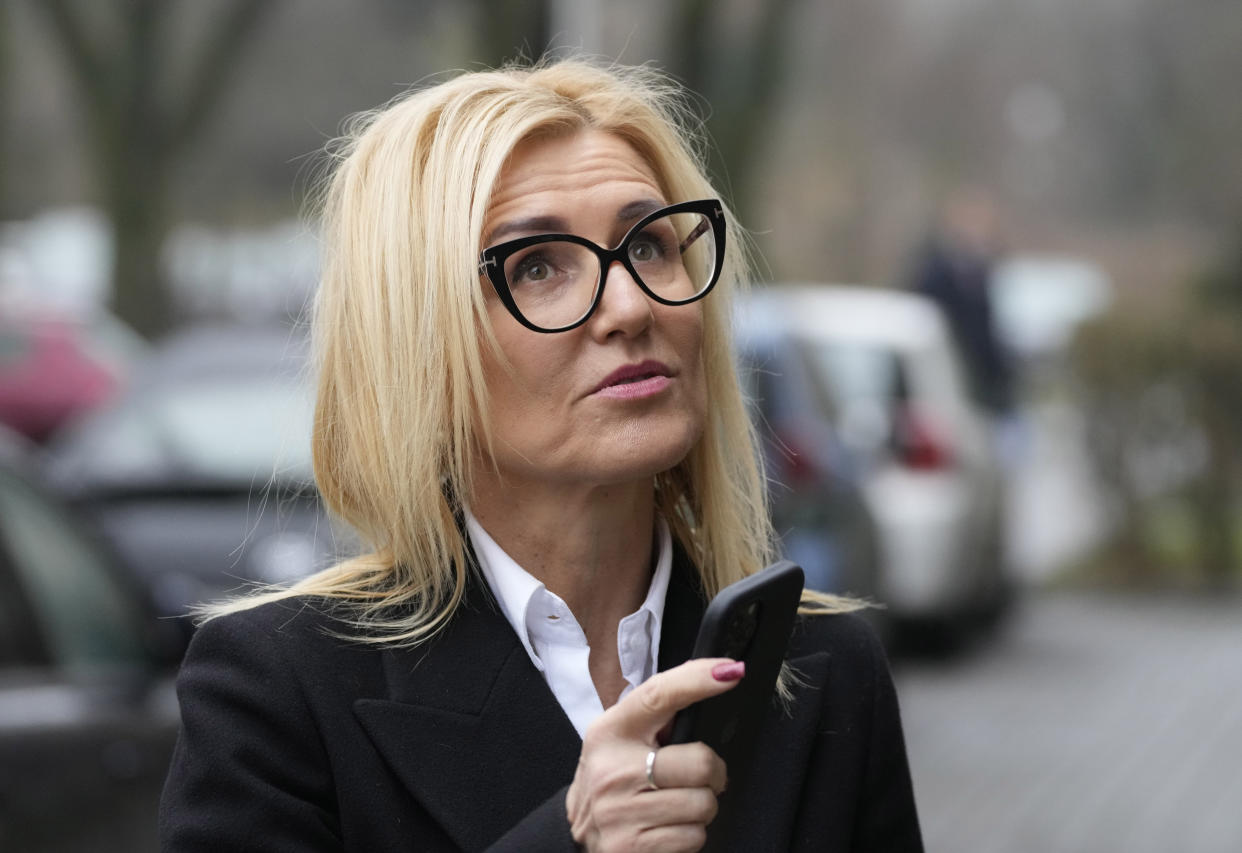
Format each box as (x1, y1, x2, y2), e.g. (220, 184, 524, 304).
(739, 285, 1012, 635)
(0, 298, 145, 443)
(46, 324, 349, 636)
(0, 426, 180, 852)
(734, 299, 882, 604)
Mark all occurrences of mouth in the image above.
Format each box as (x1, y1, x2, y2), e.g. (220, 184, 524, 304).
(593, 360, 674, 395)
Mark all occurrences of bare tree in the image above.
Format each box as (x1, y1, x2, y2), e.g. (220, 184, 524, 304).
(666, 0, 798, 219)
(0, 0, 11, 218)
(27, 0, 276, 338)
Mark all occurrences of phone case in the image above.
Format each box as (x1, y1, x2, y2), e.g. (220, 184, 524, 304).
(667, 560, 804, 851)
(668, 559, 804, 781)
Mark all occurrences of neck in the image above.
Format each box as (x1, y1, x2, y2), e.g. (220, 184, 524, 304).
(467, 471, 657, 647)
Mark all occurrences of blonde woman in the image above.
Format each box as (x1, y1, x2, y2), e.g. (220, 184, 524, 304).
(160, 59, 922, 853)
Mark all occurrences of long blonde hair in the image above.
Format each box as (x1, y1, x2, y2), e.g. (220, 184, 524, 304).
(205, 58, 856, 640)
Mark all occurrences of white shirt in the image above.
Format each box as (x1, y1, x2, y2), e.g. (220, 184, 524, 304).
(464, 510, 672, 738)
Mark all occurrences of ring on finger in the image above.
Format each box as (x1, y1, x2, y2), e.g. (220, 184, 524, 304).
(645, 749, 660, 790)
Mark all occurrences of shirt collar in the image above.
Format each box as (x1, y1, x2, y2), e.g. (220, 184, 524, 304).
(464, 509, 672, 678)
(631, 518, 672, 674)
(465, 511, 547, 669)
(625, 521, 675, 685)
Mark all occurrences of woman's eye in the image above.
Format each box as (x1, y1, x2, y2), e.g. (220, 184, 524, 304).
(518, 261, 548, 280)
(513, 255, 553, 283)
(628, 236, 663, 263)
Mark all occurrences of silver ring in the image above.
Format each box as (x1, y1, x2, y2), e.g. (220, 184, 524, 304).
(645, 749, 660, 790)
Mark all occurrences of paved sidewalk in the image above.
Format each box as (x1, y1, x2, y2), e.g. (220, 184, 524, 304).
(893, 590, 1242, 853)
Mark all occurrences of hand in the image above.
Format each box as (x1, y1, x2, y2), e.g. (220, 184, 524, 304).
(565, 657, 744, 853)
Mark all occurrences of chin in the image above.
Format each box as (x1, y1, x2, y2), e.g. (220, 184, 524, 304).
(614, 421, 702, 482)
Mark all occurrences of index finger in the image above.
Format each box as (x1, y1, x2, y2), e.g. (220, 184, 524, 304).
(605, 657, 744, 740)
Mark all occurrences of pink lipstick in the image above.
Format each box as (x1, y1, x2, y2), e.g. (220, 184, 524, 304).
(592, 360, 673, 399)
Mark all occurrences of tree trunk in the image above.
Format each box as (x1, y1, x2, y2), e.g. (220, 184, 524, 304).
(28, 0, 275, 339)
(107, 166, 172, 339)
(666, 0, 797, 219)
(0, 2, 9, 217)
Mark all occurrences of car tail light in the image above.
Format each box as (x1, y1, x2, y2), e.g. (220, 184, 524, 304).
(893, 405, 954, 470)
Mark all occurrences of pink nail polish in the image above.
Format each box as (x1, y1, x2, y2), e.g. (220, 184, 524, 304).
(712, 661, 745, 682)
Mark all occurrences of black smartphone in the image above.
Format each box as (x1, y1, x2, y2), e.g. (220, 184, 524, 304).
(668, 559, 804, 784)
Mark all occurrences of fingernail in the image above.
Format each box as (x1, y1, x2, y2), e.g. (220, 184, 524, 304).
(712, 661, 745, 682)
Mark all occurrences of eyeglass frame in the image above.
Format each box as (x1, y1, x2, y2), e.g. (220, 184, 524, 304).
(477, 198, 726, 334)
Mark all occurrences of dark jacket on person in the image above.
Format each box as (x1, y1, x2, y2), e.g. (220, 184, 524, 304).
(911, 235, 1013, 415)
(159, 547, 924, 852)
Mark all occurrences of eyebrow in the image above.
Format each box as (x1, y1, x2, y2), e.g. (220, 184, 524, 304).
(484, 216, 566, 247)
(617, 198, 665, 223)
(484, 198, 667, 247)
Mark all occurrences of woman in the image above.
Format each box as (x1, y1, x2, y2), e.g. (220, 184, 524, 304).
(160, 59, 923, 852)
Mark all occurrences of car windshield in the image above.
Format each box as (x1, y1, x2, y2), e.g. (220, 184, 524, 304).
(0, 468, 149, 668)
(64, 379, 314, 487)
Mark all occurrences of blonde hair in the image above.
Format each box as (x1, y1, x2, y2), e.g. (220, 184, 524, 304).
(204, 58, 858, 640)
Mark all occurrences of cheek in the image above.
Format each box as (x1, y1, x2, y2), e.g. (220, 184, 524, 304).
(673, 308, 709, 418)
(478, 310, 532, 436)
(482, 321, 573, 427)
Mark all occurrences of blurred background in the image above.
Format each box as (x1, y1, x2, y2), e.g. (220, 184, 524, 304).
(0, 1, 1239, 851)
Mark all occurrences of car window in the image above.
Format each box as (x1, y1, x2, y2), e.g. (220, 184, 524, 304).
(804, 342, 902, 405)
(799, 342, 906, 454)
(59, 378, 315, 486)
(741, 344, 838, 424)
(149, 380, 314, 480)
(0, 469, 148, 669)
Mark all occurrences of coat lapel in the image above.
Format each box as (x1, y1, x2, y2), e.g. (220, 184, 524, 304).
(352, 583, 581, 851)
(350, 545, 831, 851)
(659, 542, 708, 670)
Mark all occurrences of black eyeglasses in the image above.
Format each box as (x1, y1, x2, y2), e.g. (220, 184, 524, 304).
(478, 198, 726, 333)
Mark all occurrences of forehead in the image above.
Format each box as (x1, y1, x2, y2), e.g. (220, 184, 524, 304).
(484, 130, 664, 235)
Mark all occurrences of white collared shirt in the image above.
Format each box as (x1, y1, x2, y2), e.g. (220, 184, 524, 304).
(464, 510, 672, 738)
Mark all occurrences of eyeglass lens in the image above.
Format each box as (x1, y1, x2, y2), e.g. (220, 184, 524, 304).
(500, 209, 718, 330)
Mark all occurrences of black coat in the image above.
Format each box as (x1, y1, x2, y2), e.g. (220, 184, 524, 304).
(159, 550, 923, 851)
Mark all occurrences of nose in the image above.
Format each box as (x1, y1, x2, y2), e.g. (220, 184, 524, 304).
(590, 259, 653, 339)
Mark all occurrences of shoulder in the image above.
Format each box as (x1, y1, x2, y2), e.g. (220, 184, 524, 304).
(787, 610, 892, 694)
(790, 609, 884, 659)
(173, 596, 394, 754)
(191, 596, 351, 651)
(181, 596, 381, 694)
(163, 600, 365, 849)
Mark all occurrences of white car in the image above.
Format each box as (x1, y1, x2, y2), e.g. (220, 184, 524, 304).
(738, 284, 1012, 634)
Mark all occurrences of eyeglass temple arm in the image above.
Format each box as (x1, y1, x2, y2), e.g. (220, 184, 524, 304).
(678, 219, 711, 254)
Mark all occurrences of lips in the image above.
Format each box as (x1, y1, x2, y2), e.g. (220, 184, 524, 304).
(592, 359, 673, 394)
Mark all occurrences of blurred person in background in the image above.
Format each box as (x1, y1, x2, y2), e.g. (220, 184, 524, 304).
(909, 188, 1015, 418)
(908, 188, 1028, 477)
(159, 59, 922, 852)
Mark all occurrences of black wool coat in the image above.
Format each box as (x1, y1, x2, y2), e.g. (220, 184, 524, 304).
(159, 550, 924, 852)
